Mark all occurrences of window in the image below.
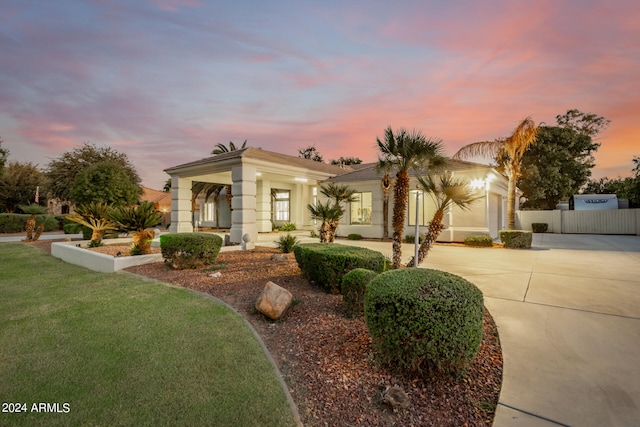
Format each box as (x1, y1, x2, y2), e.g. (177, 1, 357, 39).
(273, 190, 290, 221)
(408, 191, 429, 226)
(350, 192, 372, 225)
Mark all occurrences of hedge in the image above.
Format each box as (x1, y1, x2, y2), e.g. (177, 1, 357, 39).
(160, 233, 223, 269)
(341, 268, 379, 318)
(0, 214, 62, 233)
(293, 243, 386, 293)
(499, 230, 533, 249)
(364, 268, 484, 375)
(463, 235, 493, 247)
(531, 223, 548, 233)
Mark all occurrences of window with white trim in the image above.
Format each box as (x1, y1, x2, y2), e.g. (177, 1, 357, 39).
(273, 190, 290, 221)
(350, 192, 372, 225)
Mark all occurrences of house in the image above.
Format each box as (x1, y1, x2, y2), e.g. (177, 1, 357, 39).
(140, 186, 172, 227)
(164, 147, 513, 243)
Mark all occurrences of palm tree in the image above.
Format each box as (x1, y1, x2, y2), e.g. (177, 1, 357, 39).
(109, 201, 163, 255)
(191, 182, 225, 228)
(381, 173, 392, 240)
(211, 140, 248, 155)
(453, 117, 537, 230)
(376, 127, 447, 268)
(406, 174, 480, 267)
(307, 183, 357, 242)
(210, 140, 247, 212)
(66, 202, 115, 246)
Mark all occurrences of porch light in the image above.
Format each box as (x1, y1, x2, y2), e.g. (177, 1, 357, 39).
(470, 178, 485, 190)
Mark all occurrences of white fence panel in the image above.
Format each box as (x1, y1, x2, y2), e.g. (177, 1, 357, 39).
(561, 210, 637, 234)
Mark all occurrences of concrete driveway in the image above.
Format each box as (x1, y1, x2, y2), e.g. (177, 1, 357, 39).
(339, 234, 640, 427)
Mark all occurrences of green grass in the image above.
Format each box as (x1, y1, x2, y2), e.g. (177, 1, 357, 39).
(0, 244, 297, 427)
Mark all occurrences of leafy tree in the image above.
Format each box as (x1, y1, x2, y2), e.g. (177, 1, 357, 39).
(70, 161, 141, 206)
(0, 138, 8, 177)
(556, 109, 610, 137)
(377, 127, 447, 268)
(0, 161, 47, 212)
(518, 126, 599, 209)
(454, 117, 538, 229)
(330, 156, 363, 165)
(406, 174, 479, 267)
(46, 143, 141, 203)
(298, 145, 324, 162)
(211, 140, 247, 155)
(163, 178, 171, 192)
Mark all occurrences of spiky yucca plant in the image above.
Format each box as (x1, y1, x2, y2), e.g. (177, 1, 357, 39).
(109, 201, 162, 255)
(66, 202, 115, 246)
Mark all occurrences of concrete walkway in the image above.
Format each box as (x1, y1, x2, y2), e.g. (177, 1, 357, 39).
(337, 234, 640, 427)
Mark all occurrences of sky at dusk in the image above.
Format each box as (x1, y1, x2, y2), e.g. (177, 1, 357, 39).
(1, 0, 639, 189)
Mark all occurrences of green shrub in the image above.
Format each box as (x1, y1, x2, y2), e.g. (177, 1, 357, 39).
(275, 234, 299, 253)
(404, 234, 423, 244)
(82, 226, 93, 240)
(36, 215, 59, 232)
(294, 243, 386, 293)
(160, 233, 223, 269)
(531, 223, 548, 233)
(341, 268, 378, 318)
(279, 222, 296, 231)
(0, 214, 27, 233)
(364, 268, 484, 375)
(347, 233, 362, 240)
(63, 223, 83, 234)
(463, 235, 493, 247)
(499, 230, 532, 249)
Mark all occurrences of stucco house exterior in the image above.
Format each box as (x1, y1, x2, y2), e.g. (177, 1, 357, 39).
(164, 147, 514, 243)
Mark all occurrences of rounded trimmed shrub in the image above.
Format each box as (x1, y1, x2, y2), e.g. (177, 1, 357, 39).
(160, 233, 223, 270)
(531, 223, 548, 233)
(364, 268, 484, 375)
(294, 243, 386, 293)
(463, 234, 493, 247)
(347, 233, 363, 240)
(499, 230, 533, 248)
(341, 268, 378, 318)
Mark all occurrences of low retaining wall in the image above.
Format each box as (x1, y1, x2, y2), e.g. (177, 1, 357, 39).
(516, 209, 640, 235)
(51, 239, 164, 273)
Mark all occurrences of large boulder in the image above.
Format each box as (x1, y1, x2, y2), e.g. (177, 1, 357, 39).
(255, 281, 293, 320)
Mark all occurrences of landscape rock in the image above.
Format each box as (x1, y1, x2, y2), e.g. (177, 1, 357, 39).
(270, 254, 287, 262)
(255, 281, 293, 320)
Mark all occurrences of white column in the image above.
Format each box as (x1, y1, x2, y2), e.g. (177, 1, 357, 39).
(256, 179, 272, 232)
(230, 164, 257, 244)
(169, 176, 193, 233)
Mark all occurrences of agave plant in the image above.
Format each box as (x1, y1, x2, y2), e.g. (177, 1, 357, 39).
(109, 201, 163, 255)
(66, 202, 115, 246)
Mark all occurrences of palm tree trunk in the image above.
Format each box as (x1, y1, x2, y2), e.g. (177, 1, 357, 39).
(382, 174, 391, 241)
(406, 209, 444, 267)
(133, 229, 155, 255)
(506, 172, 517, 230)
(91, 229, 105, 244)
(392, 171, 410, 268)
(319, 221, 330, 243)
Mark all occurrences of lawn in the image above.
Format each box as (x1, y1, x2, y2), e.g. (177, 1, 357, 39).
(0, 243, 298, 427)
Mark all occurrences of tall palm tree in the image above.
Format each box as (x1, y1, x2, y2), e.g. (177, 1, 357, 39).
(376, 127, 447, 268)
(453, 117, 537, 230)
(210, 140, 247, 212)
(406, 174, 480, 267)
(211, 140, 248, 155)
(381, 173, 392, 240)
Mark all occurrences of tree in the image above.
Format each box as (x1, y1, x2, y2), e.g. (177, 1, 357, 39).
(330, 157, 363, 165)
(376, 127, 447, 268)
(556, 109, 610, 137)
(307, 183, 357, 242)
(454, 117, 537, 230)
(66, 202, 116, 246)
(109, 201, 163, 255)
(46, 143, 141, 203)
(0, 138, 8, 177)
(191, 182, 225, 228)
(298, 145, 324, 162)
(406, 174, 479, 267)
(70, 161, 141, 206)
(381, 173, 392, 240)
(163, 179, 171, 192)
(0, 161, 47, 212)
(518, 126, 599, 209)
(211, 140, 247, 155)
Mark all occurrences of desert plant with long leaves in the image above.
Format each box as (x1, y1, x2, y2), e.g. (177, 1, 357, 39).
(66, 202, 115, 246)
(109, 201, 162, 255)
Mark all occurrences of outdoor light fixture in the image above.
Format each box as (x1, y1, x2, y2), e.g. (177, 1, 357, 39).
(294, 177, 308, 183)
(470, 178, 485, 190)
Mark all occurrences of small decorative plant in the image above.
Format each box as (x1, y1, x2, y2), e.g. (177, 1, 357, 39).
(275, 233, 299, 253)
